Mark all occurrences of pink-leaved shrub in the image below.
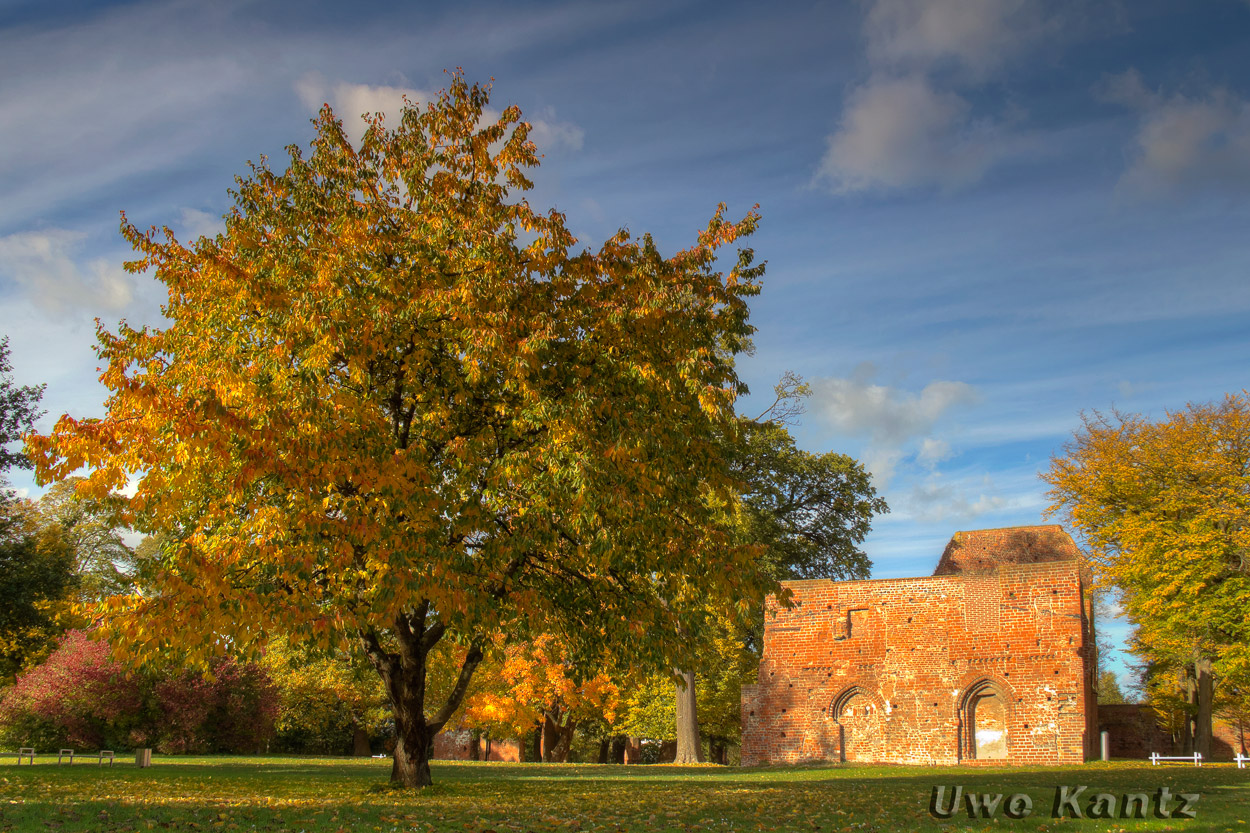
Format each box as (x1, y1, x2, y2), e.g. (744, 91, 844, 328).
(0, 630, 276, 753)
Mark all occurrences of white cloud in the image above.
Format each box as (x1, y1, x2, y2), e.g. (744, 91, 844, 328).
(296, 74, 435, 143)
(817, 74, 1026, 192)
(917, 437, 952, 466)
(810, 370, 976, 485)
(817, 0, 1050, 194)
(812, 371, 976, 445)
(861, 448, 906, 487)
(294, 74, 583, 152)
(864, 0, 1050, 76)
(0, 230, 133, 314)
(526, 106, 586, 153)
(906, 476, 1007, 522)
(1100, 69, 1250, 195)
(178, 208, 224, 242)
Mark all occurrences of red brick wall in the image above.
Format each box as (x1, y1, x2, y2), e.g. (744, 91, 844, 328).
(1098, 704, 1249, 760)
(741, 561, 1095, 766)
(431, 730, 523, 762)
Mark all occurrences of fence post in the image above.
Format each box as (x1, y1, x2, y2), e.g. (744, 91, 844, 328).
(1100, 731, 1109, 761)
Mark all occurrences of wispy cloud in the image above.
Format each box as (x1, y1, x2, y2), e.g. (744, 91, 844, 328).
(863, 0, 1054, 77)
(0, 230, 133, 314)
(177, 208, 224, 242)
(817, 0, 1051, 194)
(906, 475, 1007, 522)
(809, 365, 976, 484)
(817, 73, 1029, 192)
(1099, 69, 1250, 196)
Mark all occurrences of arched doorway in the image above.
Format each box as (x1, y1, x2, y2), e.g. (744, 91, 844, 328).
(832, 687, 884, 762)
(959, 680, 1008, 760)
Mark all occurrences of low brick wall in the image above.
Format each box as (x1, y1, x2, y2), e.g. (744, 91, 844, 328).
(1098, 704, 1247, 761)
(431, 729, 523, 762)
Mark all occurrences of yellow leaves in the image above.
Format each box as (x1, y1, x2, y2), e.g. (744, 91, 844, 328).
(1044, 392, 1250, 680)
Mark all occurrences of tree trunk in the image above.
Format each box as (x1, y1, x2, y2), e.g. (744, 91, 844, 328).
(597, 738, 609, 763)
(1195, 656, 1214, 759)
(359, 607, 484, 788)
(352, 726, 372, 757)
(541, 709, 574, 762)
(541, 712, 558, 761)
(391, 710, 436, 787)
(610, 735, 627, 764)
(1180, 665, 1195, 755)
(673, 668, 704, 764)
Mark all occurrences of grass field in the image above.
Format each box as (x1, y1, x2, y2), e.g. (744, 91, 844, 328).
(0, 755, 1246, 832)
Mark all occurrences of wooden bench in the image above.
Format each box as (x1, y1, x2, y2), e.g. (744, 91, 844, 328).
(0, 748, 35, 764)
(58, 749, 114, 765)
(1150, 752, 1202, 767)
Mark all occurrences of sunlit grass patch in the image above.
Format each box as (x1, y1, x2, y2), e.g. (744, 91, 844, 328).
(0, 756, 1246, 832)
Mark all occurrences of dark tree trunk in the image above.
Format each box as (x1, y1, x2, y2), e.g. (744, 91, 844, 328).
(1180, 664, 1195, 756)
(674, 668, 704, 764)
(391, 712, 435, 787)
(359, 605, 484, 788)
(352, 726, 372, 757)
(610, 735, 627, 764)
(541, 709, 573, 762)
(597, 738, 609, 763)
(531, 725, 542, 762)
(541, 711, 559, 762)
(1195, 656, 1214, 759)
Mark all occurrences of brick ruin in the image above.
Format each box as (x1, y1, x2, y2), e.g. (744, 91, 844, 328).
(741, 525, 1098, 766)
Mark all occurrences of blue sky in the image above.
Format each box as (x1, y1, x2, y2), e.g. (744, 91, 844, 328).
(2, 0, 1249, 690)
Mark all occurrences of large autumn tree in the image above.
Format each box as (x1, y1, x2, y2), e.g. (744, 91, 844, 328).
(1043, 393, 1250, 759)
(27, 74, 769, 787)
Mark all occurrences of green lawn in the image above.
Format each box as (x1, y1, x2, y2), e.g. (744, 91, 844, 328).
(0, 755, 1246, 832)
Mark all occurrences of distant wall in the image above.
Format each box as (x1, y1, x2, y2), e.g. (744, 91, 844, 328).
(431, 729, 523, 762)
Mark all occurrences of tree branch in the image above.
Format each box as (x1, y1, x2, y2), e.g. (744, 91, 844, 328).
(427, 640, 484, 732)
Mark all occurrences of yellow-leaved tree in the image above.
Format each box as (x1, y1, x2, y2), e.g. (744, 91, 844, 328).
(27, 73, 770, 787)
(1043, 393, 1250, 759)
(463, 633, 618, 762)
